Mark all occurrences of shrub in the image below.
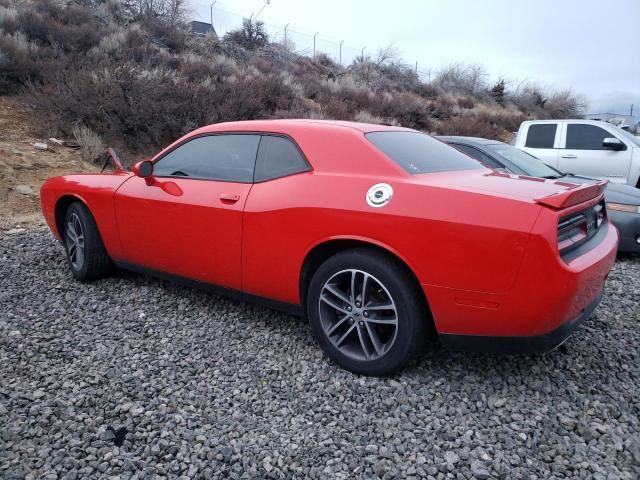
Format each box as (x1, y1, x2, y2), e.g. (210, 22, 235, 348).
(73, 123, 104, 163)
(224, 19, 268, 51)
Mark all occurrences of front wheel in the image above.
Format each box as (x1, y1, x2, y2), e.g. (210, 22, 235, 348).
(63, 202, 111, 281)
(307, 248, 429, 376)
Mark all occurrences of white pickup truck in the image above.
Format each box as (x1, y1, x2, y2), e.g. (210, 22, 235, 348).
(514, 119, 640, 188)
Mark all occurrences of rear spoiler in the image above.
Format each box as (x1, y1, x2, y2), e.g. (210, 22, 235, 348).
(534, 180, 607, 209)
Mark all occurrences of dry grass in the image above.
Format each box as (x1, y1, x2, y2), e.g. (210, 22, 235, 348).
(72, 124, 104, 163)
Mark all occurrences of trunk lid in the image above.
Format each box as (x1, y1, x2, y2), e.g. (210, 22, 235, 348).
(411, 170, 607, 208)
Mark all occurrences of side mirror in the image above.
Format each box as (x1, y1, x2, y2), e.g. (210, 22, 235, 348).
(132, 160, 154, 178)
(602, 137, 625, 151)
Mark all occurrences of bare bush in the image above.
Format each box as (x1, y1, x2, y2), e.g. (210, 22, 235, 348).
(224, 19, 268, 51)
(435, 62, 488, 97)
(72, 123, 104, 163)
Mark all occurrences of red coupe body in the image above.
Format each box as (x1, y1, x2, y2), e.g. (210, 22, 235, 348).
(41, 120, 618, 354)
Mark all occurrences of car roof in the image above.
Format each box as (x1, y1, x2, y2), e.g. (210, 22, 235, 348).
(436, 136, 505, 147)
(196, 119, 413, 135)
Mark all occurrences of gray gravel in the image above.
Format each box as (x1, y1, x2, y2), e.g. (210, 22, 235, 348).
(1, 229, 639, 480)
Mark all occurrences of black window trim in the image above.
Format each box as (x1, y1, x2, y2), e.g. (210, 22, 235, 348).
(151, 131, 312, 184)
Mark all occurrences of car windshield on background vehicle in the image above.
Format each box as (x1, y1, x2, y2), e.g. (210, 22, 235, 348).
(366, 131, 484, 174)
(486, 143, 563, 179)
(611, 124, 640, 147)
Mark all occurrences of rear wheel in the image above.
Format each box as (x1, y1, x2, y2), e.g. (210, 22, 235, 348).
(63, 202, 111, 281)
(307, 248, 428, 376)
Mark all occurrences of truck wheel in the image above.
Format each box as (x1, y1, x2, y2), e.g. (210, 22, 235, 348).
(307, 248, 428, 376)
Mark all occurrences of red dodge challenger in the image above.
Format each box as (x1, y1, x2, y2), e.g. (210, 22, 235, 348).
(40, 120, 618, 375)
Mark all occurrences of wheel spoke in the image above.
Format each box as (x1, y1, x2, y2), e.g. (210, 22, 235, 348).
(68, 243, 77, 260)
(320, 294, 350, 314)
(335, 324, 356, 347)
(350, 270, 356, 305)
(356, 325, 370, 359)
(364, 322, 384, 356)
(75, 244, 84, 267)
(360, 273, 369, 306)
(364, 317, 396, 324)
(324, 283, 351, 305)
(326, 314, 350, 336)
(364, 302, 394, 311)
(67, 224, 77, 243)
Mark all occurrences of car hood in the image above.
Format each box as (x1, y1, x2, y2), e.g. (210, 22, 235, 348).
(411, 169, 606, 207)
(556, 174, 640, 206)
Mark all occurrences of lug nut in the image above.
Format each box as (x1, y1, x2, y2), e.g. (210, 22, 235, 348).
(358, 321, 364, 326)
(347, 305, 352, 311)
(355, 302, 361, 308)
(363, 311, 368, 317)
(349, 318, 354, 324)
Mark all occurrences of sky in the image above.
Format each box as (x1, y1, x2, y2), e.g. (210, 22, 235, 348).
(189, 0, 640, 117)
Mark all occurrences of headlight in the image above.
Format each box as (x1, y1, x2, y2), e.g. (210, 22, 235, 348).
(606, 202, 640, 214)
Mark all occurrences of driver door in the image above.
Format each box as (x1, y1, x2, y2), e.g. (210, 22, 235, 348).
(114, 133, 260, 290)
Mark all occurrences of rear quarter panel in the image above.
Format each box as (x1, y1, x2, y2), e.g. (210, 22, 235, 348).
(242, 172, 542, 305)
(40, 174, 130, 259)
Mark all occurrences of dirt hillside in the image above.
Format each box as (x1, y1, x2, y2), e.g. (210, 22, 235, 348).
(0, 97, 98, 231)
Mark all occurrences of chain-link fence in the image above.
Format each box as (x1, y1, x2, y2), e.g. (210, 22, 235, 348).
(191, 3, 432, 81)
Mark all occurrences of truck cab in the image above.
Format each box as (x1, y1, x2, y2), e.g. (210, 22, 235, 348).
(514, 119, 640, 188)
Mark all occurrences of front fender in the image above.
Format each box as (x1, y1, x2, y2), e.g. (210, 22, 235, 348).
(40, 173, 131, 259)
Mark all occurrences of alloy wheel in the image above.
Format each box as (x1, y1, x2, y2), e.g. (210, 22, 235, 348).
(318, 269, 399, 361)
(65, 213, 85, 270)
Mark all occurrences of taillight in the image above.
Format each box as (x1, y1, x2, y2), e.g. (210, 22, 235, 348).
(558, 201, 606, 257)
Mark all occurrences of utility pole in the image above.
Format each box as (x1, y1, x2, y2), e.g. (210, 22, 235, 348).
(210, 1, 216, 27)
(284, 23, 289, 46)
(313, 32, 319, 57)
(339, 40, 344, 66)
(361, 46, 366, 60)
(631, 104, 634, 117)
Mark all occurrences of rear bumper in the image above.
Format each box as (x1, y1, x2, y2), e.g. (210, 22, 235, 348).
(609, 210, 640, 253)
(439, 287, 603, 353)
(423, 221, 618, 347)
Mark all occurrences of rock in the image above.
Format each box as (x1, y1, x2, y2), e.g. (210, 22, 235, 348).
(0, 230, 638, 480)
(33, 143, 48, 150)
(444, 451, 459, 465)
(14, 185, 34, 195)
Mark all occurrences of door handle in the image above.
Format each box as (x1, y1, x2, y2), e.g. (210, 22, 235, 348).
(561, 154, 577, 159)
(219, 193, 240, 203)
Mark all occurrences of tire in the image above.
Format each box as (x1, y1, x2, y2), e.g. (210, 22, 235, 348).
(307, 248, 429, 376)
(63, 202, 111, 281)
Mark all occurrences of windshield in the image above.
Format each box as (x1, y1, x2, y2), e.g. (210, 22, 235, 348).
(611, 124, 640, 147)
(486, 144, 564, 178)
(366, 131, 484, 174)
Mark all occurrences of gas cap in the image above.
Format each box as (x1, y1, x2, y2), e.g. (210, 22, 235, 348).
(366, 183, 393, 208)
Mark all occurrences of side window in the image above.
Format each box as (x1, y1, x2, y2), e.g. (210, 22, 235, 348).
(153, 134, 260, 182)
(565, 124, 618, 150)
(525, 124, 557, 148)
(254, 135, 309, 182)
(452, 144, 502, 169)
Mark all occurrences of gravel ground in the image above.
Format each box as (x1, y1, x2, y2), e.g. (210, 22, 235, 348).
(1, 229, 639, 480)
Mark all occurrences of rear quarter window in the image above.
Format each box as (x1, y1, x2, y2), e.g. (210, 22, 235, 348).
(366, 131, 483, 174)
